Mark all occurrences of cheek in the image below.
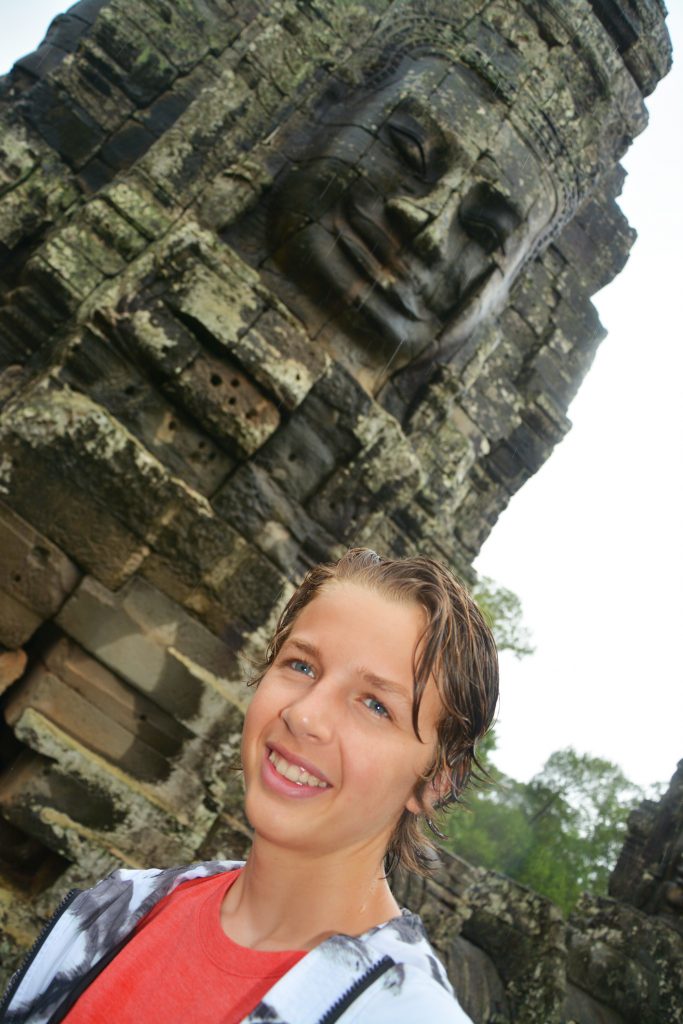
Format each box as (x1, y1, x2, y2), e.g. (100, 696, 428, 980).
(274, 160, 356, 224)
(242, 686, 275, 752)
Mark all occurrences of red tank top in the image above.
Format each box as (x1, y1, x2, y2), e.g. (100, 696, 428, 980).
(62, 870, 307, 1024)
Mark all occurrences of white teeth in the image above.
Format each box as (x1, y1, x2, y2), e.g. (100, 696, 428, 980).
(268, 750, 329, 788)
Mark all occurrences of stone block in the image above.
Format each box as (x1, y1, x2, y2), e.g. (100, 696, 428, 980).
(55, 45, 135, 134)
(486, 401, 569, 488)
(4, 285, 69, 354)
(453, 467, 511, 556)
(168, 352, 281, 459)
(31, 233, 106, 300)
(26, 79, 106, 168)
(0, 594, 41, 658)
(91, 5, 177, 106)
(165, 256, 264, 364)
(4, 709, 204, 865)
(0, 503, 80, 648)
(214, 462, 342, 574)
(0, 162, 78, 254)
(56, 574, 248, 739)
(250, 410, 341, 504)
(0, 648, 28, 696)
(461, 374, 522, 445)
(60, 329, 234, 495)
(562, 984, 625, 1024)
(108, 0, 214, 75)
(82, 198, 148, 261)
(551, 288, 607, 349)
(0, 381, 161, 588)
(6, 666, 161, 783)
(138, 88, 195, 138)
(0, 815, 68, 898)
(44, 636, 188, 758)
(247, 369, 363, 503)
(21, 253, 81, 315)
(510, 261, 559, 337)
(139, 504, 286, 637)
(307, 412, 423, 540)
(102, 175, 173, 240)
(445, 935, 511, 1024)
(103, 304, 199, 378)
(45, 634, 246, 808)
(0, 119, 42, 195)
(4, 649, 216, 828)
(59, 219, 128, 279)
(235, 307, 329, 411)
(567, 897, 683, 1024)
(100, 120, 159, 171)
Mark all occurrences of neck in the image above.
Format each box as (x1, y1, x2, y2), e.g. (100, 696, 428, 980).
(220, 836, 400, 951)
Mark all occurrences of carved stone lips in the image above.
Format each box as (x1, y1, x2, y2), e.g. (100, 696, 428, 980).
(337, 202, 431, 321)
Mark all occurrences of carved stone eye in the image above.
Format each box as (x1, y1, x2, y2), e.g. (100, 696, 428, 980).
(386, 123, 426, 176)
(462, 217, 501, 253)
(459, 183, 521, 254)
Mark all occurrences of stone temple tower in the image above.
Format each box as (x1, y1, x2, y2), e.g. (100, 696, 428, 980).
(0, 1, 679, 1020)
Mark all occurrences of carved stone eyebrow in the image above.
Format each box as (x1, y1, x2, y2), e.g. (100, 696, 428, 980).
(386, 96, 466, 180)
(388, 100, 440, 137)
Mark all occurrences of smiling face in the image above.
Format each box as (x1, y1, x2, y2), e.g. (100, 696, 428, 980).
(267, 56, 557, 380)
(241, 581, 443, 865)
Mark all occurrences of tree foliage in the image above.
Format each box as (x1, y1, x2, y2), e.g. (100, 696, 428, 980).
(443, 745, 645, 915)
(473, 575, 535, 659)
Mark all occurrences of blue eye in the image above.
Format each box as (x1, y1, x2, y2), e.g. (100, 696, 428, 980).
(290, 659, 315, 678)
(363, 696, 390, 719)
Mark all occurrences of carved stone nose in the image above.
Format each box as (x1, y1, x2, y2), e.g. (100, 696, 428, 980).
(411, 210, 457, 267)
(385, 197, 431, 238)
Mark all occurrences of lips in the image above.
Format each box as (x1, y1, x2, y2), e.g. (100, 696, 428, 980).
(266, 744, 332, 789)
(335, 200, 433, 322)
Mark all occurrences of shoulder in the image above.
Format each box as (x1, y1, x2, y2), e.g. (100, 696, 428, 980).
(345, 962, 473, 1024)
(363, 909, 453, 994)
(339, 910, 472, 1022)
(58, 859, 243, 930)
(1, 861, 244, 1024)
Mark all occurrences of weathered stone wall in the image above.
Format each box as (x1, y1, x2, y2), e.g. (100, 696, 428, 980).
(0, 1, 678, 1020)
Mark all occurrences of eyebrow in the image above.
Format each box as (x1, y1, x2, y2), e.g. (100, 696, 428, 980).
(283, 637, 413, 707)
(391, 96, 470, 167)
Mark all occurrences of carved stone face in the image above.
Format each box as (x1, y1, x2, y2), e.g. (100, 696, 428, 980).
(267, 56, 558, 382)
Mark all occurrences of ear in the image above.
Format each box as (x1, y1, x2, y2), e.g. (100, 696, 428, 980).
(405, 771, 452, 816)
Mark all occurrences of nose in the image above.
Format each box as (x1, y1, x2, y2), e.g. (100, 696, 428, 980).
(385, 196, 430, 238)
(386, 195, 462, 270)
(410, 202, 467, 268)
(281, 685, 334, 744)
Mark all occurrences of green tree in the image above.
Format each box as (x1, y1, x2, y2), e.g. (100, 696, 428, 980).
(473, 575, 534, 658)
(443, 747, 645, 915)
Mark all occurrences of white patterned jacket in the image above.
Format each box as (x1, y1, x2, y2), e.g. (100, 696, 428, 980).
(0, 861, 473, 1024)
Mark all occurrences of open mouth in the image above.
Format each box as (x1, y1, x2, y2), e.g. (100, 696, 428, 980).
(267, 747, 331, 789)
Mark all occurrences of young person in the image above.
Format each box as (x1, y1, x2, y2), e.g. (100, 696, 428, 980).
(1, 548, 499, 1024)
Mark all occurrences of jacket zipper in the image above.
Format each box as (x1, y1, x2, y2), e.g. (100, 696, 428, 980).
(315, 955, 395, 1024)
(0, 888, 81, 1021)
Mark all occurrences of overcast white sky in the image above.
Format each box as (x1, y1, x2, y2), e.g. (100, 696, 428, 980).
(2, 5, 681, 793)
(476, 9, 683, 793)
